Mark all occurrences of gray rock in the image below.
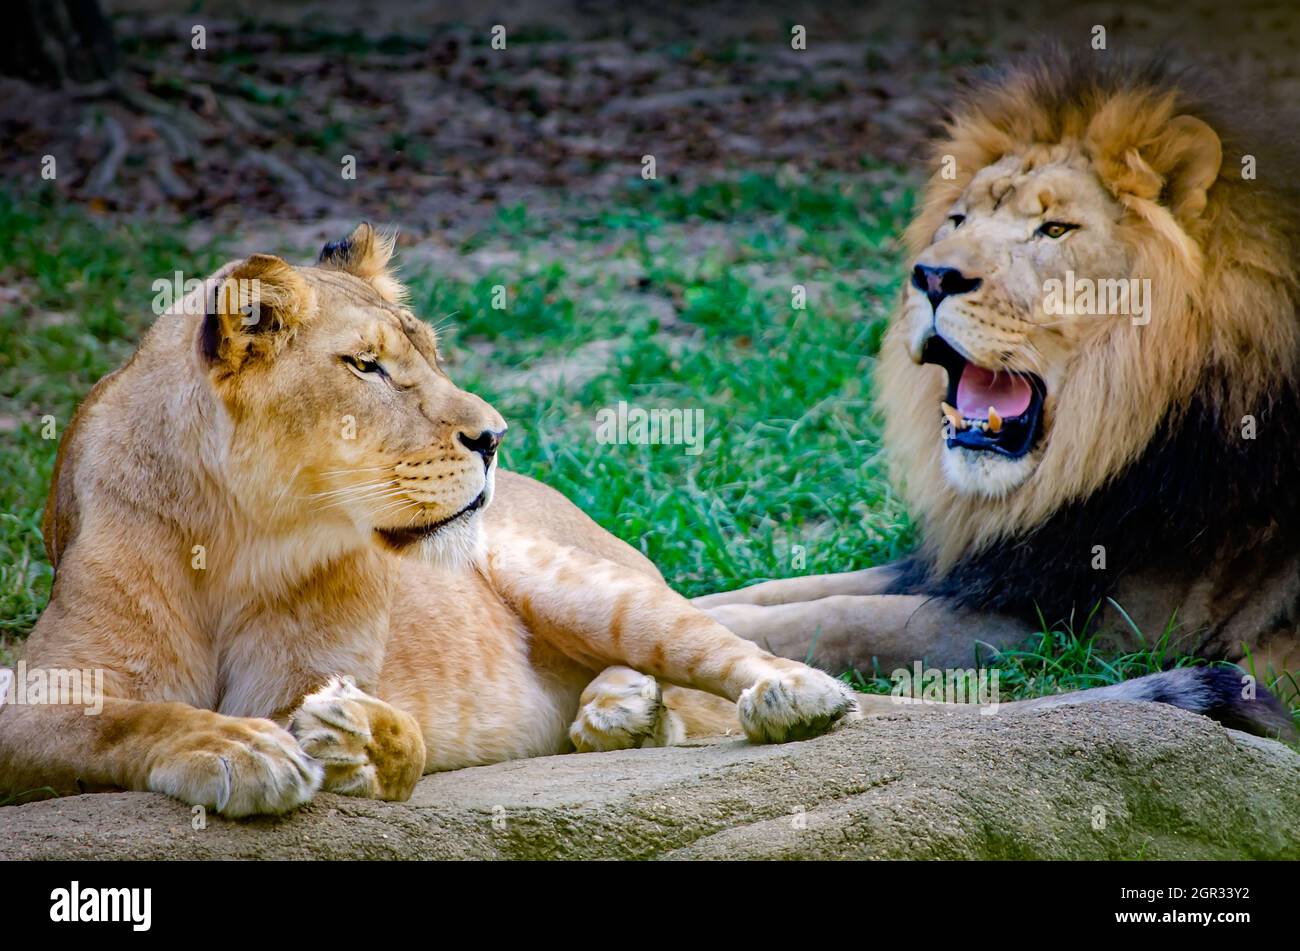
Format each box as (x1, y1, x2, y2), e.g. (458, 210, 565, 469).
(2, 701, 1296, 860)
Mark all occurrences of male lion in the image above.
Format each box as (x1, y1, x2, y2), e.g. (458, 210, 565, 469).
(696, 57, 1299, 739)
(0, 224, 860, 816)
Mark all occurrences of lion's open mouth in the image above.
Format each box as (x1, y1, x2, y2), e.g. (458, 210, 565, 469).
(375, 492, 485, 548)
(921, 336, 1045, 458)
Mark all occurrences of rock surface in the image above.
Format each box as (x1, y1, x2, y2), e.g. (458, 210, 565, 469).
(2, 701, 1297, 860)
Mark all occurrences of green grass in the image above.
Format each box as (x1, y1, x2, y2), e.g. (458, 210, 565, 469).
(1, 175, 1296, 730)
(429, 171, 918, 592)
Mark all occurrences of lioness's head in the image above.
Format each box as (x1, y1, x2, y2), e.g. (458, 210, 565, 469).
(199, 223, 505, 562)
(879, 56, 1300, 569)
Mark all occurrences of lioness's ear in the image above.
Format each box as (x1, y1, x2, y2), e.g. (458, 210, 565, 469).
(1147, 115, 1222, 222)
(317, 222, 407, 303)
(202, 254, 313, 369)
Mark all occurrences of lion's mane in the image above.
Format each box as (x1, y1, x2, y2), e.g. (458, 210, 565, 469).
(879, 54, 1300, 620)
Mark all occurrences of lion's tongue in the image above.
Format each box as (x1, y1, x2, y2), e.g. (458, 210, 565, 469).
(956, 364, 1032, 419)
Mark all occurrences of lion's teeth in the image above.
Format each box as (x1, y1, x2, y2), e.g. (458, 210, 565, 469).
(941, 402, 967, 431)
(987, 407, 1003, 433)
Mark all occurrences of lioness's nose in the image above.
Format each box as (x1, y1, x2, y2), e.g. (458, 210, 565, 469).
(912, 264, 981, 310)
(458, 427, 505, 464)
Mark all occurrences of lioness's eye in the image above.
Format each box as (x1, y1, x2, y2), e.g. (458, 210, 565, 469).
(1037, 221, 1078, 239)
(948, 214, 966, 228)
(343, 354, 381, 374)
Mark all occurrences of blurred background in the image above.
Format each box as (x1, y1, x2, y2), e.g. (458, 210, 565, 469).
(2, 0, 1299, 693)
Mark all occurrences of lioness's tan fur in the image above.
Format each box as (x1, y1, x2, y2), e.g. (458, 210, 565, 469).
(0, 225, 855, 816)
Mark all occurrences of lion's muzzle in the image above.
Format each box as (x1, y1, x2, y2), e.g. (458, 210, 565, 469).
(922, 334, 1045, 458)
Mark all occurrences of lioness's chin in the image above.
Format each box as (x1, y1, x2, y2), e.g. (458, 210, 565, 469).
(941, 445, 1040, 498)
(414, 511, 487, 570)
(373, 475, 492, 569)
(373, 505, 486, 568)
(373, 466, 496, 562)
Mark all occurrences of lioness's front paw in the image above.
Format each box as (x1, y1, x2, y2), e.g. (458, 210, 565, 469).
(148, 716, 322, 817)
(569, 667, 685, 752)
(737, 666, 859, 743)
(289, 677, 425, 801)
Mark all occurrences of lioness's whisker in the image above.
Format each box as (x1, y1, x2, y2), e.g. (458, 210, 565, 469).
(312, 487, 406, 512)
(319, 466, 392, 477)
(314, 500, 398, 516)
(372, 498, 424, 523)
(308, 489, 396, 506)
(368, 492, 416, 514)
(303, 480, 396, 501)
(269, 464, 304, 522)
(303, 479, 388, 495)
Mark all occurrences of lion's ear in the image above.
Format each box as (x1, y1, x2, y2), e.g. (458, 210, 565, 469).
(1147, 115, 1223, 222)
(1092, 109, 1222, 225)
(317, 222, 407, 302)
(202, 254, 313, 369)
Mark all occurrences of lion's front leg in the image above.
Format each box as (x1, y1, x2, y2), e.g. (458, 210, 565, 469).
(486, 528, 859, 744)
(289, 677, 426, 801)
(702, 593, 1033, 675)
(691, 564, 901, 608)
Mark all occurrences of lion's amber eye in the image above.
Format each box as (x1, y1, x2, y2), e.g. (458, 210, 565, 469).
(1037, 221, 1078, 239)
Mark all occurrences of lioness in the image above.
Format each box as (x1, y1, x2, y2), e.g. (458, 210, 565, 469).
(0, 225, 859, 816)
(695, 56, 1299, 739)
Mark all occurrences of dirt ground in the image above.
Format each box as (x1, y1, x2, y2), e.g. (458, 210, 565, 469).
(3, 0, 1298, 236)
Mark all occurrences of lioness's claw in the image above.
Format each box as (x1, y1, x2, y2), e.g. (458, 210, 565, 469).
(147, 716, 322, 817)
(737, 667, 859, 744)
(290, 677, 425, 801)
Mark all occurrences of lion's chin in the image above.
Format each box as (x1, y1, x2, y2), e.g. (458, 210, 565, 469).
(941, 444, 1040, 498)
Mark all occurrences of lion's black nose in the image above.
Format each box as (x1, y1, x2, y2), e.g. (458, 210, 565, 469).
(459, 428, 505, 464)
(912, 264, 982, 311)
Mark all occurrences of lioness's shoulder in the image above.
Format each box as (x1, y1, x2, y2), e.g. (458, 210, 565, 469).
(487, 470, 663, 581)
